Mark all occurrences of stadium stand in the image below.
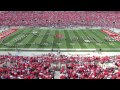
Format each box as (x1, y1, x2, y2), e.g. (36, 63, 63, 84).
(0, 11, 120, 79)
(0, 54, 120, 79)
(0, 11, 119, 28)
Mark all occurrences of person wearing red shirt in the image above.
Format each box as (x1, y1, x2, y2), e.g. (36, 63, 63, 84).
(60, 75, 66, 79)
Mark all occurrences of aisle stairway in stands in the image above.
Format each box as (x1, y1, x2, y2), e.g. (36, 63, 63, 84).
(54, 71, 60, 79)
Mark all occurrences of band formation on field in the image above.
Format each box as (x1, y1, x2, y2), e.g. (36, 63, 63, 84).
(0, 28, 120, 52)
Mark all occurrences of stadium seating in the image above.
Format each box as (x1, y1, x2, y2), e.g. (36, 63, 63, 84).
(0, 11, 120, 28)
(0, 54, 120, 79)
(0, 11, 120, 79)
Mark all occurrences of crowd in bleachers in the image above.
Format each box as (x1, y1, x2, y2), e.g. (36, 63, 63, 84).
(0, 53, 120, 79)
(0, 11, 120, 79)
(0, 54, 56, 79)
(60, 55, 120, 79)
(0, 11, 120, 28)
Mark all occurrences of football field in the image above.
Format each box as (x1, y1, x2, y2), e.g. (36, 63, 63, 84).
(0, 28, 120, 52)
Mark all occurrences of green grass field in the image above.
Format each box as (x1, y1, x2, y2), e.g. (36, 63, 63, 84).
(0, 28, 120, 52)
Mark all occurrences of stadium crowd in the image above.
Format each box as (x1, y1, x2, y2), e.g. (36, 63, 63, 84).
(0, 11, 120, 28)
(0, 11, 120, 79)
(0, 53, 120, 79)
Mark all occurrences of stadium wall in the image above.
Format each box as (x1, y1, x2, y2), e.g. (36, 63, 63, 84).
(0, 26, 120, 31)
(0, 51, 120, 57)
